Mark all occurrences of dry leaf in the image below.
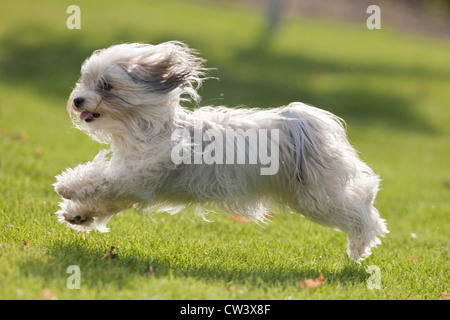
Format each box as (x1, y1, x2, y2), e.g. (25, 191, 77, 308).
(299, 275, 324, 289)
(101, 246, 119, 260)
(12, 131, 28, 143)
(145, 265, 155, 277)
(443, 178, 450, 188)
(39, 288, 58, 300)
(226, 285, 239, 292)
(442, 292, 450, 300)
(0, 127, 7, 137)
(407, 255, 419, 261)
(230, 214, 251, 223)
(33, 148, 43, 158)
(23, 239, 31, 249)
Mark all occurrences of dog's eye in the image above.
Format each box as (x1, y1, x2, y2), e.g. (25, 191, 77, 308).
(98, 79, 112, 92)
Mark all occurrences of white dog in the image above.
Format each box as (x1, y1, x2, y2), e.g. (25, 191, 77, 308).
(54, 41, 388, 261)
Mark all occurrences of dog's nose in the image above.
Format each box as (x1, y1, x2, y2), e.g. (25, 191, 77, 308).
(73, 97, 85, 109)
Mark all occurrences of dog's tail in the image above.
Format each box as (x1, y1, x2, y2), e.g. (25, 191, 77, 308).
(279, 102, 351, 187)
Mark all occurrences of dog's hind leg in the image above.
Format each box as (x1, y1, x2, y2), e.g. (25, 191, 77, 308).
(293, 162, 388, 261)
(281, 103, 388, 261)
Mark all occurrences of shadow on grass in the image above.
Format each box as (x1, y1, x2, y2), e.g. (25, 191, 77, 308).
(20, 241, 368, 292)
(204, 36, 442, 133)
(0, 29, 442, 133)
(0, 29, 96, 99)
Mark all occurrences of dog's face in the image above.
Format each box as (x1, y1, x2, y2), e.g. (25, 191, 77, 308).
(68, 41, 206, 142)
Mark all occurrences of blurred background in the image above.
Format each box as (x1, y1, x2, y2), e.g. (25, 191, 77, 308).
(247, 0, 450, 37)
(0, 0, 449, 300)
(1, 0, 449, 122)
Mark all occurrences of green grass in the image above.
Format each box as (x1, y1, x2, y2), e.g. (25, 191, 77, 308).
(0, 0, 449, 300)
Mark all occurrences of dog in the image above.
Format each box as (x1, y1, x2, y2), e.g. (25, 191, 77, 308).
(54, 41, 388, 261)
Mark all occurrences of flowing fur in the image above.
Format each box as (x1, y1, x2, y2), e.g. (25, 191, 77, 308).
(54, 41, 388, 261)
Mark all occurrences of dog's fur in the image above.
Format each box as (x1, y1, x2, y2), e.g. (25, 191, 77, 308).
(54, 41, 388, 261)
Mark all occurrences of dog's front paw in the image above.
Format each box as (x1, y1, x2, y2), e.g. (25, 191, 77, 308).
(56, 200, 95, 231)
(63, 214, 92, 225)
(55, 199, 116, 232)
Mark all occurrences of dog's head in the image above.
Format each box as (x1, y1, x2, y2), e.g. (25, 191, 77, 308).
(68, 41, 207, 143)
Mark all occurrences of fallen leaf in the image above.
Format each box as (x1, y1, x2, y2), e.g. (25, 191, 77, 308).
(23, 239, 31, 249)
(226, 285, 239, 292)
(33, 148, 43, 158)
(11, 131, 28, 143)
(145, 265, 155, 277)
(230, 214, 251, 223)
(101, 246, 119, 260)
(407, 255, 419, 261)
(443, 178, 450, 188)
(0, 127, 7, 137)
(39, 288, 58, 300)
(299, 275, 324, 289)
(442, 292, 450, 300)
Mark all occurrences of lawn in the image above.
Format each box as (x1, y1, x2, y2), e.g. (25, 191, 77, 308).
(0, 0, 449, 300)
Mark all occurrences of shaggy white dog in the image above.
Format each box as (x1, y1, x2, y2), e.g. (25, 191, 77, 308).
(54, 41, 388, 261)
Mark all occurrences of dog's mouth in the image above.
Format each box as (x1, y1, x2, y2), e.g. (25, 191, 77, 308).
(80, 111, 100, 122)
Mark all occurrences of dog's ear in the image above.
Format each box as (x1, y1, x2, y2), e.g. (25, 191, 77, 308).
(126, 41, 207, 97)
